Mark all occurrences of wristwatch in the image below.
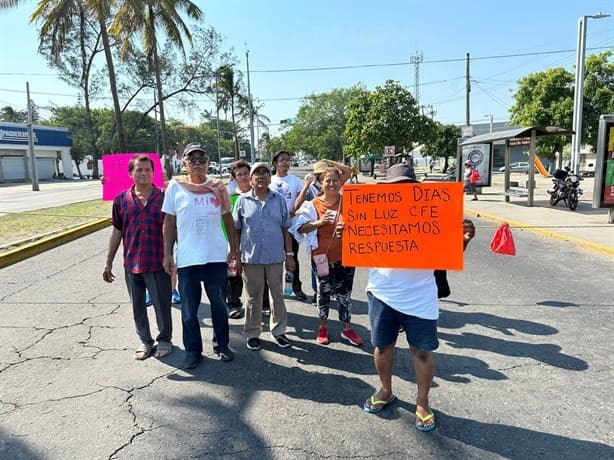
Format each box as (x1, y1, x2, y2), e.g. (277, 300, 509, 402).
(285, 252, 294, 256)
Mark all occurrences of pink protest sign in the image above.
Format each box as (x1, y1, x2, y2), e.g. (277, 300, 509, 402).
(102, 153, 165, 201)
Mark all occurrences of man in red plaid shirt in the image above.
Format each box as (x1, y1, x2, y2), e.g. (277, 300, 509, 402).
(103, 154, 172, 361)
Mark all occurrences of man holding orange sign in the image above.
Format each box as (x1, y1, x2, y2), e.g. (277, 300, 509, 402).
(344, 164, 474, 432)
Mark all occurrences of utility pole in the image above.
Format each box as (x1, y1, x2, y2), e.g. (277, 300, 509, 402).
(26, 82, 39, 191)
(246, 50, 256, 164)
(465, 53, 471, 128)
(410, 52, 423, 105)
(215, 72, 222, 178)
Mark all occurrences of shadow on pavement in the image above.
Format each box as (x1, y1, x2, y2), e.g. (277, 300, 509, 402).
(439, 308, 559, 336)
(440, 411, 614, 459)
(0, 427, 43, 459)
(438, 332, 588, 371)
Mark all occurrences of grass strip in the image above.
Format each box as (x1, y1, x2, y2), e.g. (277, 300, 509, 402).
(0, 200, 111, 250)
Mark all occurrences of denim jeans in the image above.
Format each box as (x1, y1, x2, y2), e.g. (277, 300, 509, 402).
(178, 263, 229, 355)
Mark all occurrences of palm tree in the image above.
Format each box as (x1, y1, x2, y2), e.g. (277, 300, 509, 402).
(216, 64, 244, 159)
(0, 0, 128, 152)
(238, 98, 270, 157)
(110, 0, 202, 179)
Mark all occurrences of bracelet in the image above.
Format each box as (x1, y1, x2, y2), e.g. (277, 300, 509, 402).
(285, 252, 294, 256)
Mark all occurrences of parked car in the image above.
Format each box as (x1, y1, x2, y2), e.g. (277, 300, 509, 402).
(498, 161, 529, 173)
(207, 161, 219, 175)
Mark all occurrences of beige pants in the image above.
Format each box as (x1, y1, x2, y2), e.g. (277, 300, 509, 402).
(242, 263, 287, 338)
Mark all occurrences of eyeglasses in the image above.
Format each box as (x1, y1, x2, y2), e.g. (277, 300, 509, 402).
(187, 156, 209, 164)
(252, 170, 271, 177)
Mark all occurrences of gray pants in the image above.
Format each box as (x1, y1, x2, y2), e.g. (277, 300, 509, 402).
(124, 269, 172, 346)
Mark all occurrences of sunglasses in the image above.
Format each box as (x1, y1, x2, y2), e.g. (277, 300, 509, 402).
(187, 156, 209, 164)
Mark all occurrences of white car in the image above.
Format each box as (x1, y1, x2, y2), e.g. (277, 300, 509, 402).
(498, 162, 529, 173)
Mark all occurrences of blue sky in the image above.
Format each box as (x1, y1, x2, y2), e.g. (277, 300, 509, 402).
(0, 0, 612, 137)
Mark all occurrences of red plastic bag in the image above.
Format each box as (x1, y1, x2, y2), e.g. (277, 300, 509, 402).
(490, 222, 516, 256)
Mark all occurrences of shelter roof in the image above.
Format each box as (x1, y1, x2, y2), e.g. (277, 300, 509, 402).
(459, 126, 573, 146)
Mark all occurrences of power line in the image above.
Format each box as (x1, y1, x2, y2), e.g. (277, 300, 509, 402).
(0, 46, 609, 78)
(250, 46, 611, 73)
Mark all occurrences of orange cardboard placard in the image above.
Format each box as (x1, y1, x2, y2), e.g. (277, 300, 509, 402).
(341, 182, 464, 269)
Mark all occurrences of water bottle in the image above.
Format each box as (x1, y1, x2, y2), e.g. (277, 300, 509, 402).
(284, 271, 294, 296)
(227, 256, 238, 277)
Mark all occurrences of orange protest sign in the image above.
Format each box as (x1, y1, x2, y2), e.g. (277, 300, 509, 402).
(341, 182, 464, 269)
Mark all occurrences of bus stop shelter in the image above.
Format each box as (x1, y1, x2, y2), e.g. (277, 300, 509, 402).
(459, 126, 573, 206)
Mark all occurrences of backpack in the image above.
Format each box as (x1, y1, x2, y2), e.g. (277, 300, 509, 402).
(469, 168, 481, 184)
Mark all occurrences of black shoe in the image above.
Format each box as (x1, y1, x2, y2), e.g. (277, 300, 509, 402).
(294, 289, 307, 301)
(311, 293, 318, 306)
(215, 346, 234, 362)
(228, 307, 243, 319)
(247, 338, 261, 350)
(183, 354, 202, 369)
(271, 334, 292, 348)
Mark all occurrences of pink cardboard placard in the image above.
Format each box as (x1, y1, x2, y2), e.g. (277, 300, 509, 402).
(102, 153, 165, 201)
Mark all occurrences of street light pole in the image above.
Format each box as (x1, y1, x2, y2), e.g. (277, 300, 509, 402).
(484, 114, 493, 133)
(246, 50, 256, 163)
(571, 13, 610, 175)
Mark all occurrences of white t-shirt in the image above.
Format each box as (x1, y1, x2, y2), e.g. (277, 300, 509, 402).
(366, 268, 438, 320)
(270, 174, 303, 214)
(162, 180, 229, 268)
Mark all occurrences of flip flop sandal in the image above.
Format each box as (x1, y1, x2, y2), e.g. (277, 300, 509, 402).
(415, 411, 437, 432)
(134, 344, 153, 361)
(154, 341, 172, 358)
(363, 393, 397, 414)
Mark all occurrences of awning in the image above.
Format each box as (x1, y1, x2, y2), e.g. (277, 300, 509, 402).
(460, 126, 573, 146)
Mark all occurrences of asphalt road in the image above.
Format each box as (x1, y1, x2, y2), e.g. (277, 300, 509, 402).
(0, 179, 103, 214)
(0, 214, 612, 459)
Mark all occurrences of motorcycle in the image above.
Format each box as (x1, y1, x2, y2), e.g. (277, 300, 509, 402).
(547, 168, 582, 211)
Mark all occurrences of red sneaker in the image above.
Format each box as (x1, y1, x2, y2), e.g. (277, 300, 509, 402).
(341, 328, 363, 346)
(317, 326, 330, 345)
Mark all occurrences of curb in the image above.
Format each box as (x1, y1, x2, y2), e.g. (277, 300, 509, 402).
(464, 207, 614, 256)
(0, 218, 111, 269)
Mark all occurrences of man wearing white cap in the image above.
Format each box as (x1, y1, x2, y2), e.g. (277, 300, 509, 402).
(233, 162, 295, 350)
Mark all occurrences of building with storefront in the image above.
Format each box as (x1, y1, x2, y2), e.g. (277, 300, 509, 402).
(0, 122, 73, 182)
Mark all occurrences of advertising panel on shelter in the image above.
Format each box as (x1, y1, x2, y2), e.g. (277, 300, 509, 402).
(461, 143, 492, 186)
(102, 153, 165, 201)
(341, 182, 464, 270)
(592, 115, 614, 208)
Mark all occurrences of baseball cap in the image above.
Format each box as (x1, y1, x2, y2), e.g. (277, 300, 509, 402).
(183, 143, 209, 158)
(250, 162, 272, 176)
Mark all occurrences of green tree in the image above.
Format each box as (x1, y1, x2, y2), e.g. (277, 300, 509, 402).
(0, 105, 30, 123)
(281, 86, 367, 161)
(509, 67, 573, 158)
(110, 0, 203, 179)
(582, 51, 614, 147)
(345, 80, 429, 158)
(37, 3, 105, 177)
(215, 64, 244, 159)
(509, 51, 613, 156)
(1, 0, 128, 152)
(421, 122, 461, 172)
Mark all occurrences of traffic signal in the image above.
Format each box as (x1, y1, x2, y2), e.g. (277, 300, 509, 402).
(280, 118, 292, 125)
